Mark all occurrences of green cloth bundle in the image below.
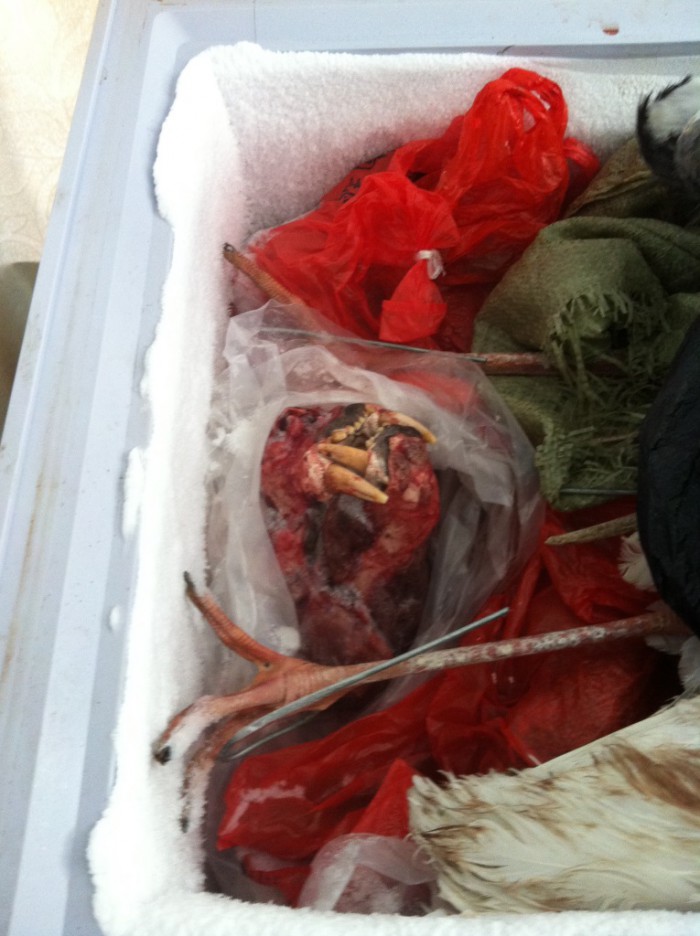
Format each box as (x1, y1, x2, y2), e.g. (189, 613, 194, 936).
(473, 214, 700, 508)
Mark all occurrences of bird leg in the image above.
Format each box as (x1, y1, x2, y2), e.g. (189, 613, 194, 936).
(154, 576, 690, 829)
(223, 243, 307, 307)
(152, 575, 360, 766)
(545, 512, 638, 546)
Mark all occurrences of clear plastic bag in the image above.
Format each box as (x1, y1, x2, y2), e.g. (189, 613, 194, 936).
(203, 300, 542, 904)
(297, 834, 438, 915)
(206, 301, 542, 686)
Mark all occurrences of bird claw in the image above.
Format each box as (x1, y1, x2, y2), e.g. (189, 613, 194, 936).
(301, 403, 436, 504)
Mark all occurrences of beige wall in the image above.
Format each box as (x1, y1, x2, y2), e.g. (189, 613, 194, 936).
(0, 0, 98, 265)
(0, 0, 98, 426)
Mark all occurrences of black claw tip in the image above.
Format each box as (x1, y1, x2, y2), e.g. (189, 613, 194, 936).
(154, 745, 171, 765)
(183, 571, 195, 595)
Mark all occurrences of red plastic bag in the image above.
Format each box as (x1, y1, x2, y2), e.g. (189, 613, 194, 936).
(245, 69, 600, 351)
(217, 679, 438, 865)
(216, 503, 676, 905)
(250, 172, 460, 342)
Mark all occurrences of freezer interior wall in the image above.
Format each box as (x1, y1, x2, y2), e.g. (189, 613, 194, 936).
(88, 42, 700, 936)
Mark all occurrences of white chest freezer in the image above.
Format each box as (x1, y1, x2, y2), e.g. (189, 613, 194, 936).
(1, 2, 699, 935)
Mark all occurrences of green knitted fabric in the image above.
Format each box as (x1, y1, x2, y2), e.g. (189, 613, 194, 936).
(473, 216, 700, 508)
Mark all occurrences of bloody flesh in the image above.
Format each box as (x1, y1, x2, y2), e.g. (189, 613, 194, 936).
(260, 404, 441, 665)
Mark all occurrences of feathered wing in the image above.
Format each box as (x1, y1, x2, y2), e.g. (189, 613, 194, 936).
(636, 75, 700, 187)
(409, 694, 700, 914)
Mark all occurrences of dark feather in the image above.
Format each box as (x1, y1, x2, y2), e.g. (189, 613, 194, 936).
(636, 75, 700, 201)
(637, 316, 700, 636)
(637, 75, 693, 181)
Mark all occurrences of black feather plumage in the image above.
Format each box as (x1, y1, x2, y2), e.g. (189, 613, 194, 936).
(636, 74, 700, 200)
(637, 316, 700, 636)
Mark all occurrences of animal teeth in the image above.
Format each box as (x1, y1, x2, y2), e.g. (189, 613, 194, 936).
(377, 409, 437, 445)
(324, 463, 388, 503)
(316, 442, 371, 475)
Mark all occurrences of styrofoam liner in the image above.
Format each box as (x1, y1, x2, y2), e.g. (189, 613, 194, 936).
(88, 41, 700, 936)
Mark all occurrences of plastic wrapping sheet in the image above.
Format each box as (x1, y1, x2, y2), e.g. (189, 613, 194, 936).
(297, 834, 439, 914)
(205, 302, 542, 674)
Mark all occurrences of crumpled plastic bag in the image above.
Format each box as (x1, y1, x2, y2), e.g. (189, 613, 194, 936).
(297, 833, 438, 915)
(241, 68, 599, 351)
(206, 301, 543, 674)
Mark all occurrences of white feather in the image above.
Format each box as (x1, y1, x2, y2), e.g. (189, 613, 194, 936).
(409, 694, 700, 914)
(645, 76, 700, 142)
(679, 638, 700, 693)
(618, 531, 655, 591)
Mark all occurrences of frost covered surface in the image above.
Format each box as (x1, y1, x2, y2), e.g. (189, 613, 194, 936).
(88, 42, 700, 936)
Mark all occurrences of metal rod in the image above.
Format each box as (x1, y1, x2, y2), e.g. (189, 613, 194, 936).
(219, 606, 510, 757)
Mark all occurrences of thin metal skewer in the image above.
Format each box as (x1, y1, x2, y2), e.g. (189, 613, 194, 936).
(219, 606, 510, 759)
(224, 247, 628, 378)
